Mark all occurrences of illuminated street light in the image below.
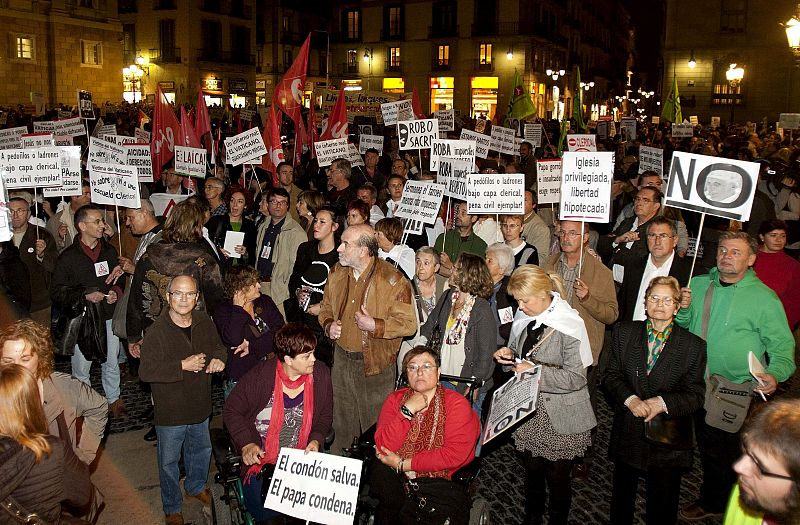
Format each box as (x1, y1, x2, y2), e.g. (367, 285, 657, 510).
(688, 49, 696, 69)
(506, 48, 513, 60)
(783, 6, 800, 64)
(726, 63, 744, 122)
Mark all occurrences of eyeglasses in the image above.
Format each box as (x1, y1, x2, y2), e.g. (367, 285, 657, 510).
(9, 209, 29, 216)
(406, 363, 438, 374)
(741, 443, 794, 481)
(169, 291, 199, 300)
(558, 231, 582, 238)
(634, 197, 655, 203)
(268, 200, 289, 206)
(647, 295, 675, 305)
(647, 233, 674, 240)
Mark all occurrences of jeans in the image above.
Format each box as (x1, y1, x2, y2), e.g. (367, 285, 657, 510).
(240, 474, 279, 522)
(71, 319, 121, 404)
(155, 418, 212, 515)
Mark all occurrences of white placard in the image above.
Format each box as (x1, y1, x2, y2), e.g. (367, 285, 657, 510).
(54, 117, 86, 138)
(358, 134, 384, 155)
(223, 231, 245, 258)
(135, 128, 151, 143)
(394, 181, 446, 224)
(21, 134, 55, 149)
(314, 138, 349, 167)
(150, 193, 191, 217)
(88, 137, 127, 168)
(672, 123, 693, 138)
(89, 162, 141, 208)
(264, 448, 362, 525)
(239, 108, 255, 121)
(482, 367, 541, 445)
(524, 123, 543, 147)
(460, 128, 491, 159)
(620, 118, 637, 142)
(96, 124, 117, 139)
(779, 113, 800, 130)
(638, 145, 664, 177)
(430, 139, 476, 172)
(559, 151, 614, 223)
(490, 125, 516, 155)
(665, 152, 759, 221)
(104, 134, 138, 146)
(0, 148, 62, 188)
(0, 127, 28, 150)
(434, 109, 454, 131)
(0, 174, 10, 242)
(711, 116, 721, 128)
(689, 115, 699, 126)
(397, 119, 439, 151)
(652, 116, 660, 125)
(55, 136, 73, 146)
(566, 134, 597, 152)
(438, 157, 471, 199)
(347, 143, 364, 167)
(380, 99, 413, 126)
(536, 159, 562, 205)
(44, 146, 82, 197)
(126, 143, 154, 183)
(467, 173, 525, 214)
(174, 146, 207, 178)
(33, 121, 55, 134)
(597, 121, 609, 140)
(224, 127, 268, 166)
(58, 110, 73, 119)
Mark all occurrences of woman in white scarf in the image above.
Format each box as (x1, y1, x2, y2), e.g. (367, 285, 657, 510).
(493, 265, 597, 525)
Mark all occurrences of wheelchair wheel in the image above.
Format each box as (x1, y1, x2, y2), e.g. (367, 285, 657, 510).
(468, 496, 490, 525)
(210, 481, 247, 525)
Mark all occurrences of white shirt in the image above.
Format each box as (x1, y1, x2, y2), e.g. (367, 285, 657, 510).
(385, 199, 401, 218)
(378, 244, 415, 280)
(369, 205, 385, 226)
(632, 252, 675, 321)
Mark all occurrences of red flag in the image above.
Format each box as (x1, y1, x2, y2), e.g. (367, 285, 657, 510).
(293, 118, 306, 167)
(273, 34, 310, 127)
(151, 85, 181, 182)
(412, 87, 426, 119)
(261, 106, 286, 185)
(196, 91, 211, 141)
(307, 102, 318, 159)
(179, 106, 201, 148)
(319, 87, 348, 141)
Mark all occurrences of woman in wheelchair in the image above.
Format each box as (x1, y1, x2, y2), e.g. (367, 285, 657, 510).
(370, 345, 480, 525)
(223, 323, 333, 524)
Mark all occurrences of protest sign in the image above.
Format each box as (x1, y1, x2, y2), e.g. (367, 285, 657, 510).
(0, 127, 28, 150)
(224, 127, 268, 166)
(434, 109, 454, 131)
(126, 144, 154, 183)
(44, 146, 82, 198)
(689, 115, 699, 126)
(96, 124, 116, 139)
(150, 193, 190, 217)
(430, 139, 476, 172)
(460, 128, 491, 159)
(358, 134, 384, 155)
(566, 134, 597, 152)
(104, 135, 137, 146)
(33, 121, 55, 134)
(54, 117, 86, 138)
(620, 118, 637, 142)
(317, 88, 400, 124)
(239, 108, 255, 121)
(265, 448, 362, 525)
(490, 125, 516, 155)
(0, 175, 10, 242)
(58, 110, 72, 119)
(438, 157, 471, 200)
(467, 173, 525, 214)
(559, 151, 614, 223)
(652, 116, 660, 125)
(397, 119, 439, 150)
(78, 90, 94, 119)
(381, 100, 409, 125)
(314, 138, 349, 167)
(475, 119, 487, 133)
(711, 116, 721, 128)
(174, 146, 207, 178)
(89, 163, 141, 208)
(21, 134, 55, 149)
(779, 113, 800, 130)
(0, 148, 62, 188)
(394, 181, 446, 224)
(135, 128, 151, 143)
(672, 122, 693, 138)
(536, 159, 562, 205)
(482, 367, 542, 445)
(524, 123, 543, 147)
(665, 152, 759, 221)
(357, 125, 373, 136)
(55, 136, 73, 146)
(596, 121, 609, 140)
(88, 137, 127, 168)
(638, 145, 664, 176)
(347, 143, 365, 167)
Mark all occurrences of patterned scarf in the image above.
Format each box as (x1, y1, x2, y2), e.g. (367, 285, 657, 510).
(444, 290, 476, 345)
(646, 319, 673, 374)
(397, 385, 448, 478)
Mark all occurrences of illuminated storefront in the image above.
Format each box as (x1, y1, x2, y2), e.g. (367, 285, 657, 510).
(383, 78, 405, 94)
(471, 77, 497, 119)
(203, 76, 225, 107)
(430, 77, 454, 111)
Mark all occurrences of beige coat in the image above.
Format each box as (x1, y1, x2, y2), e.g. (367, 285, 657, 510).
(256, 215, 307, 317)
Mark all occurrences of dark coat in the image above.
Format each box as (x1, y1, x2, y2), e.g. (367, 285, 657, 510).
(17, 226, 58, 312)
(493, 276, 517, 345)
(0, 242, 31, 314)
(605, 215, 657, 268)
(605, 321, 707, 470)
(205, 214, 258, 266)
(616, 254, 694, 322)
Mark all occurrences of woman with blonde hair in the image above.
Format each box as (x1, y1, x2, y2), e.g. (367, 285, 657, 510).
(494, 264, 596, 525)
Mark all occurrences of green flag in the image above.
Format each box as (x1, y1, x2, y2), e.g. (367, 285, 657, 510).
(573, 67, 587, 131)
(557, 119, 569, 156)
(661, 74, 682, 123)
(506, 69, 536, 121)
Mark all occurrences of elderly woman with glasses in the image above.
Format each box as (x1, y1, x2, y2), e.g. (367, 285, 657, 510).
(371, 346, 480, 525)
(605, 275, 706, 525)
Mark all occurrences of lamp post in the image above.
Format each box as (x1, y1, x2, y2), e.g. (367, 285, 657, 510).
(122, 61, 147, 103)
(782, 7, 800, 113)
(363, 47, 372, 90)
(688, 49, 697, 69)
(726, 63, 744, 124)
(547, 68, 566, 119)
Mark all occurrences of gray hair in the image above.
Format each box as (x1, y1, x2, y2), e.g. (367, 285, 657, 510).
(137, 198, 155, 217)
(486, 242, 515, 276)
(331, 158, 352, 180)
(416, 246, 441, 266)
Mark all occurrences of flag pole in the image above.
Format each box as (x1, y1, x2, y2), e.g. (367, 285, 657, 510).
(33, 186, 40, 239)
(688, 212, 706, 282)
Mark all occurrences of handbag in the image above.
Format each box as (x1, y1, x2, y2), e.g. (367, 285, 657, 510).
(644, 413, 694, 449)
(52, 302, 86, 356)
(400, 477, 470, 525)
(704, 373, 753, 433)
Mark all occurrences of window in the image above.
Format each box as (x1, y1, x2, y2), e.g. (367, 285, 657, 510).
(344, 9, 360, 40)
(432, 1, 456, 35)
(712, 62, 744, 106)
(347, 49, 357, 66)
(389, 47, 400, 67)
(386, 6, 402, 38)
(15, 36, 34, 60)
(437, 45, 449, 65)
(282, 15, 290, 32)
(721, 0, 746, 32)
(122, 24, 136, 63)
(81, 40, 102, 65)
(479, 43, 492, 64)
(283, 49, 292, 71)
(78, 0, 93, 7)
(160, 19, 178, 61)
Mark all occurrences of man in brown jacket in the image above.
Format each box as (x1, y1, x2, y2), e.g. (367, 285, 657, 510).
(319, 224, 416, 454)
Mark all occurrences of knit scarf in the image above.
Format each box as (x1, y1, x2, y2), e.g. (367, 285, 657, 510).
(444, 290, 476, 345)
(397, 385, 448, 478)
(244, 362, 315, 483)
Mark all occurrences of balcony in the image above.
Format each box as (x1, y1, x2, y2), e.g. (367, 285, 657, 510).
(331, 31, 361, 44)
(196, 49, 255, 65)
(280, 31, 305, 46)
(472, 59, 494, 72)
(431, 58, 451, 71)
(470, 22, 568, 47)
(428, 25, 458, 38)
(384, 60, 402, 73)
(149, 47, 181, 63)
(380, 28, 404, 41)
(335, 62, 359, 76)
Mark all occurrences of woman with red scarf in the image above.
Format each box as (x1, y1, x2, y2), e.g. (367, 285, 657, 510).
(371, 346, 480, 525)
(223, 323, 333, 523)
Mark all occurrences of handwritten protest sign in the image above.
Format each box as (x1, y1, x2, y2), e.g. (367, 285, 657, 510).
(566, 134, 597, 152)
(430, 139, 476, 172)
(394, 181, 446, 224)
(0, 148, 62, 188)
(460, 129, 491, 159)
(239, 108, 255, 121)
(380, 99, 414, 125)
(467, 173, 525, 214)
(438, 157, 471, 199)
(265, 448, 362, 525)
(135, 128, 151, 143)
(0, 127, 28, 150)
(490, 125, 516, 155)
(174, 146, 207, 178)
(560, 151, 614, 223)
(620, 118, 637, 142)
(358, 134, 384, 155)
(779, 113, 800, 130)
(672, 122, 693, 138)
(665, 152, 759, 221)
(88, 137, 127, 169)
(347, 143, 365, 167)
(689, 115, 699, 126)
(483, 367, 542, 445)
(597, 121, 609, 140)
(21, 134, 55, 149)
(54, 117, 86, 138)
(125, 144, 154, 183)
(314, 138, 349, 167)
(224, 127, 268, 166)
(33, 121, 55, 134)
(524, 123, 543, 147)
(398, 119, 439, 150)
(95, 124, 116, 139)
(104, 135, 138, 146)
(639, 145, 664, 176)
(536, 159, 562, 205)
(89, 163, 141, 208)
(44, 146, 82, 197)
(434, 109, 454, 131)
(711, 116, 721, 128)
(78, 90, 94, 119)
(318, 89, 400, 124)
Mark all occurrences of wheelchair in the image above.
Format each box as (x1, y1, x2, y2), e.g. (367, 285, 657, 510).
(343, 374, 491, 525)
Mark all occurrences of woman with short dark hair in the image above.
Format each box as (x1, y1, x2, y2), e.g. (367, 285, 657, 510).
(375, 217, 415, 279)
(753, 218, 800, 329)
(205, 184, 258, 266)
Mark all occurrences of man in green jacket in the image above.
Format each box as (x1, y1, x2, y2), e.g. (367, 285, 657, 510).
(676, 232, 795, 521)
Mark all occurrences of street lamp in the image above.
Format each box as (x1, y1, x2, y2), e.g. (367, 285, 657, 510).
(122, 62, 146, 103)
(783, 6, 800, 65)
(726, 63, 744, 123)
(506, 46, 514, 60)
(688, 49, 697, 69)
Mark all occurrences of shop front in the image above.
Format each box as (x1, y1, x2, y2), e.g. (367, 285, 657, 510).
(430, 76, 454, 111)
(470, 77, 497, 120)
